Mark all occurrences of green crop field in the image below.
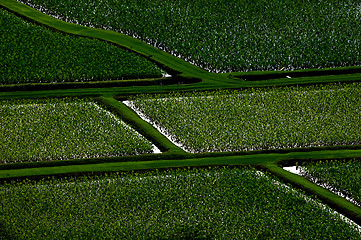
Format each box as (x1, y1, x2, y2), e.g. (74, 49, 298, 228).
(129, 83, 361, 153)
(0, 8, 163, 84)
(1, 167, 360, 239)
(300, 160, 361, 206)
(1, 0, 361, 238)
(0, 98, 154, 163)
(17, 0, 361, 72)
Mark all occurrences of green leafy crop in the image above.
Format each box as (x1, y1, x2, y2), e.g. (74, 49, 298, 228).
(129, 83, 361, 152)
(18, 0, 361, 72)
(1, 167, 360, 239)
(0, 98, 154, 163)
(0, 9, 163, 84)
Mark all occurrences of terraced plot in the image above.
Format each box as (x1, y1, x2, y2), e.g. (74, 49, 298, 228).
(0, 98, 155, 163)
(1, 167, 360, 239)
(18, 0, 361, 72)
(128, 83, 361, 153)
(0, 8, 163, 84)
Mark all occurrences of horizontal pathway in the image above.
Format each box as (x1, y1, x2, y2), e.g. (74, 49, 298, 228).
(2, 148, 361, 180)
(2, 72, 361, 100)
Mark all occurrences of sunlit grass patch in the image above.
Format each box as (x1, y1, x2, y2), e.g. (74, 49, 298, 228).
(0, 98, 154, 163)
(128, 83, 361, 153)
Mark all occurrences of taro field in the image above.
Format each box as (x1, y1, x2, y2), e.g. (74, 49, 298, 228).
(1, 167, 361, 239)
(300, 160, 361, 207)
(18, 0, 361, 72)
(0, 8, 163, 84)
(0, 98, 155, 163)
(128, 83, 361, 153)
(2, 0, 361, 238)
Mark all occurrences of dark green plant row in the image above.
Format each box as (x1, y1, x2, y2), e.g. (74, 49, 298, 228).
(0, 7, 163, 85)
(17, 0, 361, 73)
(1, 167, 360, 239)
(0, 76, 201, 92)
(3, 148, 361, 179)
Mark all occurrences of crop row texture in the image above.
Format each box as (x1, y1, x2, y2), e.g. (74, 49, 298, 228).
(129, 83, 361, 153)
(0, 8, 163, 84)
(300, 159, 361, 206)
(1, 167, 360, 239)
(18, 0, 361, 72)
(0, 98, 154, 163)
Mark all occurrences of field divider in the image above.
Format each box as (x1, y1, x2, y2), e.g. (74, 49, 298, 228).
(3, 143, 361, 172)
(2, 148, 361, 180)
(264, 163, 361, 226)
(95, 96, 185, 154)
(0, 155, 276, 181)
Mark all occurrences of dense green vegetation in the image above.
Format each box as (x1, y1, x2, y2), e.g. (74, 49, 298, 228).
(300, 160, 361, 206)
(0, 98, 154, 163)
(129, 83, 361, 153)
(1, 167, 360, 239)
(1, 0, 361, 238)
(0, 8, 163, 84)
(18, 0, 361, 72)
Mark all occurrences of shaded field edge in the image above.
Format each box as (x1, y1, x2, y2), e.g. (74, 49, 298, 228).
(0, 3, 201, 90)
